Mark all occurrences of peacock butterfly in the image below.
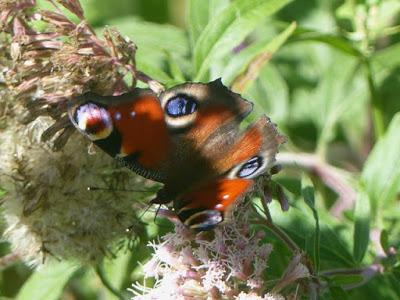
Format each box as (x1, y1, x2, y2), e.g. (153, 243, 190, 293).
(68, 79, 284, 231)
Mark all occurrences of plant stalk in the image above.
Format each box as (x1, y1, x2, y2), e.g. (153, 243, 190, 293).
(259, 196, 301, 253)
(364, 57, 385, 140)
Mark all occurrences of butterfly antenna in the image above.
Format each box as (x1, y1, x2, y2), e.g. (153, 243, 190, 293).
(138, 202, 154, 220)
(137, 203, 171, 230)
(153, 204, 162, 224)
(87, 186, 151, 193)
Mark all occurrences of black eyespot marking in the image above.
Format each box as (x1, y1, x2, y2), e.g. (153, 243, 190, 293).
(165, 94, 198, 117)
(237, 156, 263, 178)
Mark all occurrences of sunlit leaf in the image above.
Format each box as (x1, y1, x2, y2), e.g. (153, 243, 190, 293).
(187, 0, 230, 47)
(16, 262, 78, 300)
(165, 52, 186, 83)
(193, 0, 292, 81)
(291, 31, 362, 57)
(372, 43, 400, 72)
(224, 21, 296, 92)
(362, 113, 400, 215)
(244, 63, 289, 123)
(102, 252, 135, 300)
(107, 17, 189, 80)
(312, 51, 367, 154)
(136, 61, 173, 85)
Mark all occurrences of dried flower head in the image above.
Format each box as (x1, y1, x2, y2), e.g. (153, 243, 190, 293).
(0, 100, 149, 265)
(0, 0, 163, 150)
(0, 0, 157, 265)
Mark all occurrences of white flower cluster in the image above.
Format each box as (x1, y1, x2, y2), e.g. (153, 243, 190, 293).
(130, 210, 284, 300)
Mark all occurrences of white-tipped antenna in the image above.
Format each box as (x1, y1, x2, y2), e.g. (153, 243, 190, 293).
(87, 186, 152, 193)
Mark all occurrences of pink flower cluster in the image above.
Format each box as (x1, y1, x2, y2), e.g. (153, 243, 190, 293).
(130, 210, 285, 300)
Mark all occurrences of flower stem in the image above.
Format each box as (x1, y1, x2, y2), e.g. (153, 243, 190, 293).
(364, 57, 385, 139)
(320, 267, 364, 276)
(259, 197, 301, 253)
(95, 262, 125, 300)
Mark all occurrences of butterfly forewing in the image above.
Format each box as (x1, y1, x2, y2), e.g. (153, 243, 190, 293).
(68, 89, 171, 182)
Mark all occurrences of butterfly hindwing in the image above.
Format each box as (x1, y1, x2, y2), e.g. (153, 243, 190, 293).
(173, 116, 284, 231)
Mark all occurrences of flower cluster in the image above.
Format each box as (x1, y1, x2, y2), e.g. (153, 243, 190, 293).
(0, 0, 154, 265)
(0, 0, 163, 148)
(0, 103, 150, 265)
(130, 207, 293, 300)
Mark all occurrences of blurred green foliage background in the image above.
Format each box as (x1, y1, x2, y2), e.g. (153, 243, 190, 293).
(1, 0, 400, 299)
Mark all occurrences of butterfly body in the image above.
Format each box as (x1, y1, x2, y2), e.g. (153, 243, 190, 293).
(68, 79, 284, 230)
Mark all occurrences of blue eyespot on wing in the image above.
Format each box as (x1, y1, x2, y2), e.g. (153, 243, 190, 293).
(165, 95, 198, 117)
(237, 156, 263, 178)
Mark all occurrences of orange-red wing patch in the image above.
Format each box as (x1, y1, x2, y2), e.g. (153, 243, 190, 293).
(188, 105, 236, 146)
(108, 95, 171, 168)
(180, 178, 253, 212)
(228, 125, 262, 164)
(214, 123, 263, 172)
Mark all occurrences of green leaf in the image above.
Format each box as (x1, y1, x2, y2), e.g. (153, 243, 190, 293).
(107, 17, 189, 80)
(165, 52, 186, 83)
(393, 265, 400, 282)
(136, 61, 173, 86)
(223, 21, 296, 89)
(361, 113, 400, 215)
(16, 261, 78, 300)
(380, 229, 389, 254)
(291, 31, 363, 57)
(329, 286, 349, 300)
(187, 0, 210, 47)
(102, 252, 134, 300)
(187, 0, 230, 47)
(80, 0, 139, 26)
(372, 43, 400, 72)
(302, 176, 315, 208)
(281, 43, 367, 152)
(268, 201, 355, 267)
(353, 188, 371, 264)
(301, 176, 320, 272)
(312, 51, 367, 155)
(193, 0, 292, 81)
(330, 274, 364, 286)
(108, 17, 188, 55)
(244, 63, 289, 123)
